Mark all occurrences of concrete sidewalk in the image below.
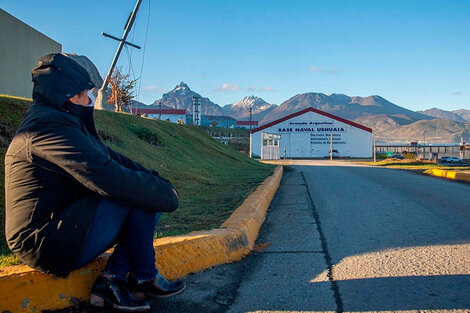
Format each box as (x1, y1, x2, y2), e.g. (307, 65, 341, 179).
(148, 169, 338, 312)
(226, 169, 337, 312)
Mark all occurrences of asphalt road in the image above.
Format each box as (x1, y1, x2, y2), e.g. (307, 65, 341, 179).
(60, 161, 470, 313)
(228, 161, 470, 313)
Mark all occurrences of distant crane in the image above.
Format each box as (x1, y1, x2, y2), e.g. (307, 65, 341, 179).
(192, 96, 201, 126)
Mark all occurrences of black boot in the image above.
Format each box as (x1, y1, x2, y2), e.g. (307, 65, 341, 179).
(90, 275, 150, 312)
(128, 273, 186, 298)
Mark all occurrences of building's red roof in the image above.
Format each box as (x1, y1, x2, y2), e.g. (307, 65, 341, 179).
(251, 107, 373, 133)
(130, 108, 186, 115)
(236, 120, 259, 126)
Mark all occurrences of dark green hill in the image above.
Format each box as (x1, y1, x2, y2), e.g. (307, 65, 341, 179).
(0, 95, 274, 266)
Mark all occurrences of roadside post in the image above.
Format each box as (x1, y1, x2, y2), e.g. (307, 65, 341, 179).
(330, 133, 333, 160)
(373, 138, 376, 162)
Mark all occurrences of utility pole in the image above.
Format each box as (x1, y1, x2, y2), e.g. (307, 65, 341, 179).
(373, 138, 376, 162)
(249, 107, 253, 131)
(95, 0, 142, 110)
(101, 0, 142, 91)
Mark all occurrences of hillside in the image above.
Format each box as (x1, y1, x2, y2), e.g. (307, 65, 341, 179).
(418, 108, 466, 122)
(377, 119, 470, 143)
(453, 109, 470, 121)
(0, 95, 274, 266)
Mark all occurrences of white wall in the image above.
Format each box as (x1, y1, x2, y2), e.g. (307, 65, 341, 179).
(0, 9, 62, 98)
(251, 110, 372, 158)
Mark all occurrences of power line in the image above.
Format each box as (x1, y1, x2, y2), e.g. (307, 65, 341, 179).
(137, 0, 151, 102)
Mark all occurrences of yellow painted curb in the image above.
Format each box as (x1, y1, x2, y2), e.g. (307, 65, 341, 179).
(0, 166, 283, 313)
(426, 168, 470, 182)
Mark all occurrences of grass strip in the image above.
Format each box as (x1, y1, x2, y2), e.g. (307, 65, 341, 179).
(0, 95, 274, 266)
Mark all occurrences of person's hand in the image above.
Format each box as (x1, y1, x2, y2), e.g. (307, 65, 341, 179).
(172, 188, 179, 198)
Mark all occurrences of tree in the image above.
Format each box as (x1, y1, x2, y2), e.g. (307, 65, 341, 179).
(106, 67, 138, 112)
(210, 119, 218, 127)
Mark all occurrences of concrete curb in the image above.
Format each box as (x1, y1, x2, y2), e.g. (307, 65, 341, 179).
(425, 168, 470, 182)
(0, 166, 283, 313)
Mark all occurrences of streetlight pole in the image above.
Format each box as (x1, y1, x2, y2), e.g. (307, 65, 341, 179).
(373, 138, 376, 162)
(423, 131, 426, 159)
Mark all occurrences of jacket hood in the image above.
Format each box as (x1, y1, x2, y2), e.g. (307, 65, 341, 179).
(32, 53, 95, 108)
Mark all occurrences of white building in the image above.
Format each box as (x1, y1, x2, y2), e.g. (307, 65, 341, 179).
(130, 108, 186, 124)
(250, 107, 373, 158)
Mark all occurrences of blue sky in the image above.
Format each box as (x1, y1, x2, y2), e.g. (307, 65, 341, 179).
(2, 0, 469, 110)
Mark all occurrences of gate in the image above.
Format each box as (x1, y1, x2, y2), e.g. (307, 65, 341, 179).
(261, 133, 281, 160)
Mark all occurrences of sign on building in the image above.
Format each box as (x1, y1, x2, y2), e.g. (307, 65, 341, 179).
(250, 108, 373, 158)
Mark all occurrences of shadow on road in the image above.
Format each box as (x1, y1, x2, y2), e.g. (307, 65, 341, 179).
(297, 163, 470, 312)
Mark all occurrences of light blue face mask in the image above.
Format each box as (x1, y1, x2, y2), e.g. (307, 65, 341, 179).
(86, 90, 95, 107)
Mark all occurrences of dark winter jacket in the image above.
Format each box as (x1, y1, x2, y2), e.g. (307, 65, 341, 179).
(4, 54, 178, 277)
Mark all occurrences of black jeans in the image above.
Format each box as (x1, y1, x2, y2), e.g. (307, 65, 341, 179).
(75, 198, 161, 281)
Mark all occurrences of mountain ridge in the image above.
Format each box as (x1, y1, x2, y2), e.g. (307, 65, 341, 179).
(149, 82, 468, 142)
(260, 92, 431, 125)
(418, 108, 470, 122)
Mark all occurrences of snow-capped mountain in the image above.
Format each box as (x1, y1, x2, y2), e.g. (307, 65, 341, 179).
(231, 95, 273, 110)
(222, 96, 277, 120)
(153, 82, 223, 116)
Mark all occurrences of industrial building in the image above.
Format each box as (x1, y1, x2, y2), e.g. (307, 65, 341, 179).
(236, 120, 259, 129)
(185, 115, 237, 128)
(250, 107, 373, 159)
(130, 107, 186, 124)
(202, 115, 237, 128)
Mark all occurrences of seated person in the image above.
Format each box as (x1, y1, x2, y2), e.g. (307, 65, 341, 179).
(4, 53, 184, 312)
